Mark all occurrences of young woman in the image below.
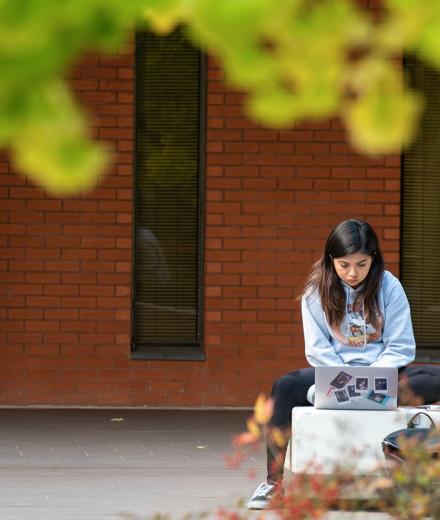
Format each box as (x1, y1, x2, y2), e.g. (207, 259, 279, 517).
(247, 219, 440, 510)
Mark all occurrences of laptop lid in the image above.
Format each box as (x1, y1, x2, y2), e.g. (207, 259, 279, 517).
(314, 366, 398, 411)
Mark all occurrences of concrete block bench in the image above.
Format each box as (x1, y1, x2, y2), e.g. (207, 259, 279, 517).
(285, 406, 440, 475)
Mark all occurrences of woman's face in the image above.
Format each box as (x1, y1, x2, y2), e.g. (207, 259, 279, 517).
(332, 252, 373, 288)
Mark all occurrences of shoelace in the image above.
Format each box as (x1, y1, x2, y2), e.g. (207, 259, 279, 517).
(257, 483, 275, 497)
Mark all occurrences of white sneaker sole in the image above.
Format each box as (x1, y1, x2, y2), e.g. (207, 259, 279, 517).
(247, 499, 270, 510)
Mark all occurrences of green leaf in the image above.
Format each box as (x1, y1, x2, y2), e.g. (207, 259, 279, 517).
(247, 87, 302, 127)
(11, 82, 107, 195)
(344, 82, 422, 155)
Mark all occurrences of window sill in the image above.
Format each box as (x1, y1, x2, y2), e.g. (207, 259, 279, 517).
(131, 345, 205, 361)
(415, 349, 440, 364)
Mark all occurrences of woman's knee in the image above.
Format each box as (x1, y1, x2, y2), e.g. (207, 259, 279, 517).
(271, 373, 303, 396)
(271, 369, 314, 398)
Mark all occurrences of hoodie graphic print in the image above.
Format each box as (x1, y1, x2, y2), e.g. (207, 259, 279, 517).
(332, 298, 383, 348)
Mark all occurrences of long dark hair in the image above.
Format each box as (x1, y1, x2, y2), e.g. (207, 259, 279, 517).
(303, 219, 385, 328)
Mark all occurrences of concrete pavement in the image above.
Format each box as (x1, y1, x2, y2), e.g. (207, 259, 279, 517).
(0, 409, 391, 520)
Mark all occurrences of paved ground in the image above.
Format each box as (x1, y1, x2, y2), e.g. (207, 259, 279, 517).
(0, 409, 391, 520)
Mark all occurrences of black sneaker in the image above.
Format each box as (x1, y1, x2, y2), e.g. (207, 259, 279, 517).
(247, 481, 282, 510)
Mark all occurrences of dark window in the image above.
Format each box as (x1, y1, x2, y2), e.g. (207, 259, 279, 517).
(133, 29, 205, 360)
(402, 55, 440, 361)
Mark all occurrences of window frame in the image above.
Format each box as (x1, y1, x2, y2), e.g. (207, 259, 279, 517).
(131, 30, 207, 361)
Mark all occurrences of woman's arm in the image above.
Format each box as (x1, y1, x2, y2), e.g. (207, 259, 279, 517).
(302, 293, 346, 366)
(369, 278, 416, 367)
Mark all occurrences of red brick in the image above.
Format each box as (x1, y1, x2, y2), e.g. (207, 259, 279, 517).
(98, 103, 133, 116)
(8, 332, 43, 344)
(45, 309, 79, 320)
(218, 167, 249, 179)
(384, 156, 401, 167)
(224, 142, 258, 153)
(222, 287, 257, 298)
(81, 261, 115, 272)
(9, 284, 43, 296)
(0, 224, 26, 235)
(44, 285, 79, 296)
(314, 179, 348, 190)
(27, 200, 62, 211)
(331, 191, 366, 203)
(45, 261, 80, 272)
(62, 273, 97, 284)
(0, 272, 24, 284)
(8, 309, 44, 320)
(26, 321, 60, 332)
(44, 332, 79, 344)
(81, 66, 116, 78)
(62, 249, 97, 260)
(385, 204, 401, 215)
(243, 130, 278, 141)
(296, 167, 331, 178)
(224, 214, 258, 225)
(366, 192, 400, 203)
(61, 296, 96, 308)
(61, 321, 97, 332)
(366, 167, 400, 179)
(9, 188, 44, 199)
(205, 274, 240, 286)
(350, 180, 384, 190)
(241, 274, 276, 286)
(243, 227, 278, 238)
(27, 296, 61, 307)
(1, 200, 26, 210)
(0, 248, 24, 260)
(314, 130, 347, 142)
(242, 251, 278, 262)
(205, 298, 240, 310)
(99, 128, 133, 140)
(296, 143, 330, 154)
(384, 228, 400, 240)
(224, 117, 255, 129)
(223, 261, 258, 273)
(278, 129, 314, 141)
(27, 225, 63, 236)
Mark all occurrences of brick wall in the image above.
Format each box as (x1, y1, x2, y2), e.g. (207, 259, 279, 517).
(0, 45, 401, 407)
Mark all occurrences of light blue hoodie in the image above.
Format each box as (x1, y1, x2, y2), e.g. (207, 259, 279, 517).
(302, 270, 415, 367)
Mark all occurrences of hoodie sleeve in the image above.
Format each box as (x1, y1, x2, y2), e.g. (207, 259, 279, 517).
(369, 277, 416, 367)
(302, 292, 346, 366)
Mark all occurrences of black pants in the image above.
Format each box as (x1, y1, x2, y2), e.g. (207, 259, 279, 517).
(266, 364, 440, 482)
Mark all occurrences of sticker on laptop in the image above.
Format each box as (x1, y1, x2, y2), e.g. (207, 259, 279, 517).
(366, 390, 390, 406)
(334, 389, 351, 405)
(326, 387, 334, 398)
(374, 377, 388, 391)
(347, 384, 362, 399)
(329, 371, 352, 389)
(355, 377, 369, 392)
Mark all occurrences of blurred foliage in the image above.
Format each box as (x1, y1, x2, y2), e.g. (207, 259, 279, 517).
(2, 0, 440, 193)
(222, 394, 440, 519)
(0, 0, 146, 194)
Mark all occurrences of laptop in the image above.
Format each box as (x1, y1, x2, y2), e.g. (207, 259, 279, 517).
(314, 366, 398, 411)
